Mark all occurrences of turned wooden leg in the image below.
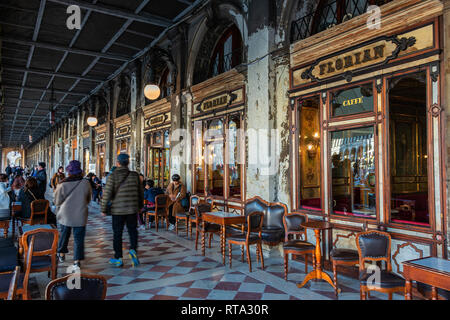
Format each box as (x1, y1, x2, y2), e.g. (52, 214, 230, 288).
(256, 244, 260, 263)
(360, 287, 366, 300)
(245, 243, 252, 273)
(388, 292, 393, 300)
(284, 253, 288, 281)
(229, 243, 232, 268)
(259, 242, 264, 270)
(431, 287, 438, 300)
(175, 219, 178, 235)
(405, 280, 412, 300)
(201, 222, 206, 256)
(304, 254, 308, 274)
(332, 261, 338, 296)
(155, 216, 158, 232)
(241, 246, 244, 262)
(145, 214, 149, 230)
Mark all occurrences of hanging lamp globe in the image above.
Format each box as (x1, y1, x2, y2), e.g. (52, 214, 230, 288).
(144, 84, 161, 100)
(87, 116, 98, 127)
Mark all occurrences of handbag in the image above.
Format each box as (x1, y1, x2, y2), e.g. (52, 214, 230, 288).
(105, 171, 130, 215)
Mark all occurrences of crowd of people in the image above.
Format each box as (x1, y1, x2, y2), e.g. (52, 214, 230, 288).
(0, 153, 190, 271)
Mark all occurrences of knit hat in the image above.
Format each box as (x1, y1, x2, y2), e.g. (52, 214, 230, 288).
(66, 160, 82, 176)
(117, 153, 130, 166)
(38, 162, 46, 168)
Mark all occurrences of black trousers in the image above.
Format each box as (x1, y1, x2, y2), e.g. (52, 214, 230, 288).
(112, 214, 138, 259)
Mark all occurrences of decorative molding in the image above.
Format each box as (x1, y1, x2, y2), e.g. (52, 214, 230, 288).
(375, 77, 383, 93)
(332, 231, 357, 249)
(392, 242, 423, 275)
(430, 104, 442, 117)
(430, 62, 440, 82)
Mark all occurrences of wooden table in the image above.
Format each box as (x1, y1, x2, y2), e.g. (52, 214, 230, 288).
(403, 256, 450, 300)
(297, 220, 337, 291)
(201, 211, 246, 264)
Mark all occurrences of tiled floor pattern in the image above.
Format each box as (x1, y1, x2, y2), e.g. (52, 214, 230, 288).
(15, 196, 403, 300)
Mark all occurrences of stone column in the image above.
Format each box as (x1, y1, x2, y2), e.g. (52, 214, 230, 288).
(246, 0, 278, 202)
(443, 0, 450, 256)
(129, 68, 138, 171)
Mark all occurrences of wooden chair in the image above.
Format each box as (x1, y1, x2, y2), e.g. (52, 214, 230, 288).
(19, 199, 49, 226)
(227, 211, 265, 272)
(45, 274, 107, 300)
(0, 209, 10, 238)
(174, 196, 192, 237)
(22, 228, 59, 280)
(194, 203, 220, 251)
(282, 213, 315, 280)
(0, 234, 35, 300)
(7, 266, 20, 300)
(187, 195, 200, 238)
(145, 194, 170, 231)
(356, 230, 406, 300)
(330, 233, 360, 297)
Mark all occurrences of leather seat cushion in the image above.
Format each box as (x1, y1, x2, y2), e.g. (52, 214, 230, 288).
(0, 238, 15, 249)
(283, 240, 315, 252)
(0, 273, 24, 292)
(0, 246, 19, 273)
(175, 212, 189, 218)
(49, 278, 105, 300)
(227, 233, 260, 242)
(31, 256, 52, 269)
(330, 248, 359, 261)
(360, 270, 405, 288)
(260, 228, 284, 243)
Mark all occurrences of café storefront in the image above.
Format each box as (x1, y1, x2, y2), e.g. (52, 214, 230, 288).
(191, 69, 246, 213)
(143, 98, 172, 188)
(95, 123, 107, 177)
(114, 115, 131, 156)
(289, 1, 447, 275)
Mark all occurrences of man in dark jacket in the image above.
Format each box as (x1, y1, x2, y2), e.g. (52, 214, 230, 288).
(35, 162, 47, 198)
(5, 165, 12, 178)
(101, 154, 143, 268)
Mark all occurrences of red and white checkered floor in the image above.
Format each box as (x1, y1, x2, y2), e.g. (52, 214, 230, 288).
(28, 201, 403, 300)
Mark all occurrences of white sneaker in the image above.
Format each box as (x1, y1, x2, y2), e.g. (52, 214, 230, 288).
(168, 224, 175, 231)
(138, 225, 146, 231)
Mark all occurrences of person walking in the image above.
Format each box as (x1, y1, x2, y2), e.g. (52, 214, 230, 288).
(165, 174, 187, 231)
(5, 165, 12, 179)
(0, 174, 11, 222)
(51, 166, 65, 189)
(35, 162, 47, 198)
(101, 154, 143, 268)
(54, 161, 91, 269)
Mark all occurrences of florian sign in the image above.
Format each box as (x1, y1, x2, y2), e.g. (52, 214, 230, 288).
(145, 112, 170, 129)
(292, 24, 435, 87)
(200, 94, 231, 112)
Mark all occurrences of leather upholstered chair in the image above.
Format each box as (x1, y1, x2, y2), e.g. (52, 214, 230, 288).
(330, 234, 359, 297)
(145, 194, 170, 231)
(244, 196, 286, 245)
(0, 234, 35, 300)
(194, 203, 220, 251)
(227, 211, 264, 272)
(356, 230, 405, 300)
(22, 228, 59, 280)
(19, 199, 49, 226)
(282, 213, 315, 280)
(45, 274, 107, 300)
(187, 195, 201, 238)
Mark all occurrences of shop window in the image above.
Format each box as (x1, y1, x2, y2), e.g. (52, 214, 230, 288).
(331, 126, 376, 218)
(228, 115, 242, 199)
(117, 139, 129, 155)
(331, 83, 374, 117)
(299, 97, 321, 211)
(291, 0, 393, 43)
(194, 121, 205, 194)
(205, 119, 225, 197)
(210, 25, 243, 78)
(146, 129, 171, 188)
(388, 72, 429, 226)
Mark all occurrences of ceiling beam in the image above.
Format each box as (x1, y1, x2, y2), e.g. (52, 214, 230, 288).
(46, 0, 172, 27)
(2, 65, 104, 82)
(1, 36, 131, 61)
(0, 84, 87, 96)
(176, 0, 193, 5)
(124, 29, 156, 39)
(5, 98, 74, 107)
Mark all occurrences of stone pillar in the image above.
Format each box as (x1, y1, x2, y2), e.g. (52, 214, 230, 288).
(246, 0, 278, 202)
(443, 0, 450, 256)
(129, 69, 138, 171)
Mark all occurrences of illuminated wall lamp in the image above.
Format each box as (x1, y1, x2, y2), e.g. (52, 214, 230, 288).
(87, 116, 98, 127)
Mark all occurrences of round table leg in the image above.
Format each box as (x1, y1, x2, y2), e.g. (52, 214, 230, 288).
(405, 280, 412, 300)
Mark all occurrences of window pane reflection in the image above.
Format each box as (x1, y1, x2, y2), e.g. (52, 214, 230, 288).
(331, 127, 376, 218)
(228, 115, 241, 199)
(194, 121, 204, 194)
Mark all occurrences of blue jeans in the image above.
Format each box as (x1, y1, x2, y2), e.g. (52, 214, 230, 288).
(57, 225, 86, 261)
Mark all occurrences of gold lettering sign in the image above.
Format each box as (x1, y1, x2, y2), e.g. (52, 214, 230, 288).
(150, 114, 165, 126)
(292, 25, 435, 87)
(201, 94, 229, 112)
(342, 96, 363, 107)
(96, 133, 106, 141)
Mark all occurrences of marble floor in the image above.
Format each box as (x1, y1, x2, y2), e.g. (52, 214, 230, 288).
(18, 196, 405, 300)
